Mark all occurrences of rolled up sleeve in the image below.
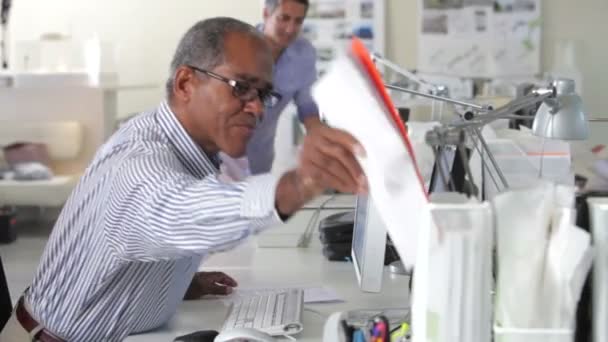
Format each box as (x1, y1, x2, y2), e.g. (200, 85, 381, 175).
(104, 152, 283, 262)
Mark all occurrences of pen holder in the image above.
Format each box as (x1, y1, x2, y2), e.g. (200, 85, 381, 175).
(493, 326, 573, 342)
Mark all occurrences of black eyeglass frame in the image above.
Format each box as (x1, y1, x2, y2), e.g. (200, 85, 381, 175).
(187, 65, 282, 107)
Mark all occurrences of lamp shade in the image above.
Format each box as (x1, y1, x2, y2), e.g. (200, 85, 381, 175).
(532, 79, 589, 140)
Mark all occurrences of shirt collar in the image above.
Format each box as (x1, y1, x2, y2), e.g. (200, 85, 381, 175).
(156, 101, 220, 178)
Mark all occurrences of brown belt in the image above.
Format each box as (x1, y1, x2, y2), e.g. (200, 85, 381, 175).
(15, 297, 65, 342)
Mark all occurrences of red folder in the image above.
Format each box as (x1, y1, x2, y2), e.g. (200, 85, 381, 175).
(349, 38, 428, 198)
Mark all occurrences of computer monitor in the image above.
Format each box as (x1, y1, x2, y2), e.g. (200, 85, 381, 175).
(351, 195, 387, 293)
(350, 146, 470, 294)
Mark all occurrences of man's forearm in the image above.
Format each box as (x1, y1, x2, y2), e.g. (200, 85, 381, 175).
(275, 170, 321, 216)
(107, 173, 282, 261)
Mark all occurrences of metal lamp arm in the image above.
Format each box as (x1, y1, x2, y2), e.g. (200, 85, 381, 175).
(384, 84, 487, 111)
(450, 89, 554, 129)
(371, 53, 437, 94)
(478, 90, 553, 123)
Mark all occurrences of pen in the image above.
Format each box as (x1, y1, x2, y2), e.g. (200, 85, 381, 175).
(353, 329, 366, 342)
(377, 322, 387, 341)
(371, 326, 380, 340)
(390, 323, 410, 342)
(373, 315, 390, 341)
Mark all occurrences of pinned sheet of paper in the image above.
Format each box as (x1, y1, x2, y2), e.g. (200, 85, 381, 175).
(312, 39, 430, 267)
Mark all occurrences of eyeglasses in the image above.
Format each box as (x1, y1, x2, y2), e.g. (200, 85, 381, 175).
(187, 65, 282, 107)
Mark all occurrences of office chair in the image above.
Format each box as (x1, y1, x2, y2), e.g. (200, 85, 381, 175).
(0, 254, 11, 331)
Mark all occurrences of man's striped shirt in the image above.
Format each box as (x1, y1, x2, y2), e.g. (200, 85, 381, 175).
(24, 101, 281, 341)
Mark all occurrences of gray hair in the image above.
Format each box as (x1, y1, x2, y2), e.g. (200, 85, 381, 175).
(166, 17, 262, 98)
(264, 0, 309, 13)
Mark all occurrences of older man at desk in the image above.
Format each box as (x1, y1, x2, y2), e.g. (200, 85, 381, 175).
(0, 17, 366, 341)
(221, 0, 322, 178)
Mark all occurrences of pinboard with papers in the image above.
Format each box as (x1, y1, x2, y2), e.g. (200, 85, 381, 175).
(417, 0, 542, 77)
(302, 0, 385, 77)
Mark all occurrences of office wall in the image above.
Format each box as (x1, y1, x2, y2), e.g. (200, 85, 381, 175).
(8, 0, 419, 120)
(8, 0, 264, 118)
(385, 0, 418, 70)
(541, 0, 608, 145)
(7, 0, 607, 143)
(385, 0, 608, 145)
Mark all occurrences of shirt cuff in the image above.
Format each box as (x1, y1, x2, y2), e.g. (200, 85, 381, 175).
(297, 102, 320, 122)
(241, 173, 283, 226)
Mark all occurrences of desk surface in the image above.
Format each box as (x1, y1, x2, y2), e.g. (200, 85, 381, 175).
(126, 199, 410, 342)
(256, 195, 356, 248)
(302, 194, 358, 209)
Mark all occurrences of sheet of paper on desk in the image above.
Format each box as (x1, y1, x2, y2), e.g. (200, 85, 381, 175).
(302, 286, 344, 303)
(312, 47, 430, 267)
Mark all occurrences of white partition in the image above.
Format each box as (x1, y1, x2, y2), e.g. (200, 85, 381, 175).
(588, 197, 608, 342)
(0, 85, 116, 174)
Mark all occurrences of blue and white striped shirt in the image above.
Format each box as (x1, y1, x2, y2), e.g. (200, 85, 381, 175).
(24, 101, 282, 341)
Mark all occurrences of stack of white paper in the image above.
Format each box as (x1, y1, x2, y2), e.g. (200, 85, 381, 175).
(493, 182, 593, 338)
(412, 193, 494, 342)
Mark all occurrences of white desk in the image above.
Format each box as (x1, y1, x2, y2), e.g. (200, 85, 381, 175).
(302, 194, 359, 209)
(256, 195, 358, 248)
(125, 196, 410, 341)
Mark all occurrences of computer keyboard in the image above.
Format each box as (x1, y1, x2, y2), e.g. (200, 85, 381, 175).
(222, 288, 304, 336)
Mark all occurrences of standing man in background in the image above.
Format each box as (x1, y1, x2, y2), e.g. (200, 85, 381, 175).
(222, 0, 322, 178)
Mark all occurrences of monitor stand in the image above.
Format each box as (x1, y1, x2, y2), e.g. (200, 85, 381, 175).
(388, 260, 410, 275)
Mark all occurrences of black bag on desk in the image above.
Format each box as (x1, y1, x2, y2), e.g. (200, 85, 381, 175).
(318, 211, 400, 265)
(322, 241, 401, 266)
(318, 211, 355, 244)
(322, 243, 352, 261)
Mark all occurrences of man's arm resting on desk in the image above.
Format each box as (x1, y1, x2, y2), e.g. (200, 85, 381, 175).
(184, 271, 238, 299)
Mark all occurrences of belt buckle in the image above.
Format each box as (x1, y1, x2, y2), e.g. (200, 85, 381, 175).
(16, 296, 63, 342)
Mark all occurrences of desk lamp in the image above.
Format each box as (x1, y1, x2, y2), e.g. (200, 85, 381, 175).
(378, 59, 591, 193)
(532, 79, 588, 140)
